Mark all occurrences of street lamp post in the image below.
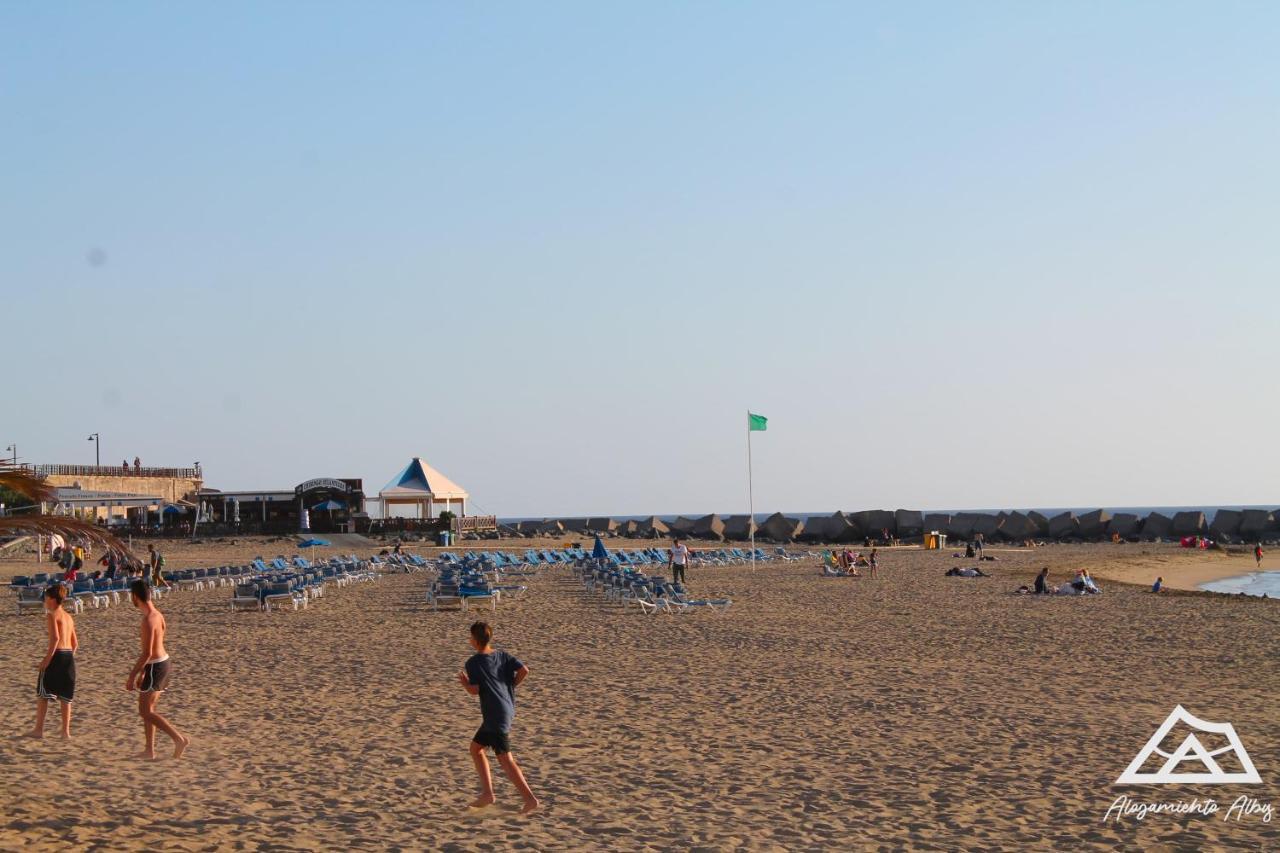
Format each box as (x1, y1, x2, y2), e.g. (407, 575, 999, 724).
(4, 444, 14, 465)
(87, 433, 100, 467)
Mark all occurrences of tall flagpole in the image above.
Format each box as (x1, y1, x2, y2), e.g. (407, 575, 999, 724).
(747, 410, 755, 572)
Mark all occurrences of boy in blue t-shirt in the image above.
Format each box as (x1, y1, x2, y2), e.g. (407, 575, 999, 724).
(458, 621, 539, 813)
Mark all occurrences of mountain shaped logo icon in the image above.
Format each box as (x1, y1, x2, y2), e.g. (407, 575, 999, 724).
(1116, 705, 1262, 785)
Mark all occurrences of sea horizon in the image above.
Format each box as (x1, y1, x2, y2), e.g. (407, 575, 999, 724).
(499, 504, 1279, 525)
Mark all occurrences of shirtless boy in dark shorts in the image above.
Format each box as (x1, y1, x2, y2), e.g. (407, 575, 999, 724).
(126, 581, 189, 760)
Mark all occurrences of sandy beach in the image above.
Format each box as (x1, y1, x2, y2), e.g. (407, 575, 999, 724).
(1, 539, 1277, 850)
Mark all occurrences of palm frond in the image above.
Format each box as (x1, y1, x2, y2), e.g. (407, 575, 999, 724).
(0, 462, 56, 503)
(0, 516, 135, 557)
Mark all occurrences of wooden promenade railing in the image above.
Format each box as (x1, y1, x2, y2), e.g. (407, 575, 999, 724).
(454, 515, 498, 533)
(31, 464, 201, 480)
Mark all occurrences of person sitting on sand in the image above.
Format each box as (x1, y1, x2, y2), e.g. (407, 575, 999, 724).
(1034, 567, 1050, 594)
(458, 621, 539, 814)
(126, 580, 189, 760)
(32, 585, 77, 739)
(1152, 576, 1163, 593)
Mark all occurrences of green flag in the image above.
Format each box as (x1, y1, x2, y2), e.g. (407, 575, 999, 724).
(748, 412, 768, 432)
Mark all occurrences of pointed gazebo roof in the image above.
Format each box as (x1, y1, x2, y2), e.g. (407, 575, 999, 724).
(379, 457, 469, 501)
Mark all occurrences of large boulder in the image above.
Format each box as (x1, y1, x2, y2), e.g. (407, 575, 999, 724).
(826, 512, 857, 542)
(998, 511, 1036, 541)
(516, 520, 543, 536)
(1142, 512, 1173, 541)
(1027, 511, 1050, 537)
(1238, 509, 1273, 539)
(1171, 511, 1206, 537)
(690, 514, 726, 541)
(1077, 509, 1112, 540)
(723, 515, 757, 540)
(894, 509, 924, 540)
(561, 518, 589, 533)
(635, 516, 670, 538)
(970, 513, 1000, 538)
(946, 513, 978, 539)
(536, 519, 565, 535)
(757, 512, 804, 542)
(1209, 510, 1242, 540)
(1048, 512, 1079, 540)
(850, 510, 895, 539)
(1107, 513, 1142, 539)
(667, 516, 695, 535)
(799, 515, 834, 542)
(923, 513, 951, 536)
(586, 517, 618, 533)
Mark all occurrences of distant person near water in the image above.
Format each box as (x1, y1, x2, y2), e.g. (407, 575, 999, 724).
(669, 538, 690, 584)
(458, 621, 538, 814)
(32, 585, 77, 739)
(126, 580, 189, 760)
(1256, 543, 1265, 568)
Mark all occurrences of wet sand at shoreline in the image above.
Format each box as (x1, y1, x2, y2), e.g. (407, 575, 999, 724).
(0, 539, 1276, 850)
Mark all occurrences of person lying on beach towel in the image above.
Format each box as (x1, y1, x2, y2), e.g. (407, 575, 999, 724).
(946, 567, 990, 578)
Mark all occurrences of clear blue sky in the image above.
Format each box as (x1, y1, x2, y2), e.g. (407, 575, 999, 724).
(4, 2, 1277, 517)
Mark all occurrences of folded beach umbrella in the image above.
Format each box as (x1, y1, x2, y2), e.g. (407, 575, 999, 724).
(591, 535, 609, 560)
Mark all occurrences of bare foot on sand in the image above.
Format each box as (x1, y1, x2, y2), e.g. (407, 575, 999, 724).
(59, 731, 71, 740)
(521, 797, 540, 815)
(468, 795, 496, 809)
(174, 736, 190, 760)
(138, 750, 157, 761)
(26, 730, 44, 740)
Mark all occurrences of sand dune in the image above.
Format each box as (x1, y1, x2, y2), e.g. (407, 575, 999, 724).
(0, 540, 1276, 850)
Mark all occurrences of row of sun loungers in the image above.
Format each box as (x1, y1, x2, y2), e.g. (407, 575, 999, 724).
(424, 551, 541, 611)
(10, 571, 173, 614)
(229, 555, 375, 612)
(575, 559, 733, 614)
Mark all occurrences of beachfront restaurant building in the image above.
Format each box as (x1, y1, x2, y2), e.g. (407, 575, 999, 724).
(198, 477, 366, 534)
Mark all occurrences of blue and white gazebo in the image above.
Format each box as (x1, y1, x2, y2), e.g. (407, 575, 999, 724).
(377, 456, 469, 519)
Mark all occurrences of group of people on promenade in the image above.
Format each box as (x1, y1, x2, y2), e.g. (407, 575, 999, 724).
(31, 579, 188, 760)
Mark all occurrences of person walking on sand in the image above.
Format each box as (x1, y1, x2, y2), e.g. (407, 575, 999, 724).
(125, 581, 189, 760)
(868, 548, 879, 579)
(147, 544, 172, 590)
(458, 621, 539, 814)
(974, 532, 984, 559)
(31, 585, 77, 739)
(669, 537, 690, 585)
(1256, 543, 1265, 568)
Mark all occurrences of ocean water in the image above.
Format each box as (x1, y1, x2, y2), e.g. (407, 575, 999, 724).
(1200, 571, 1280, 598)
